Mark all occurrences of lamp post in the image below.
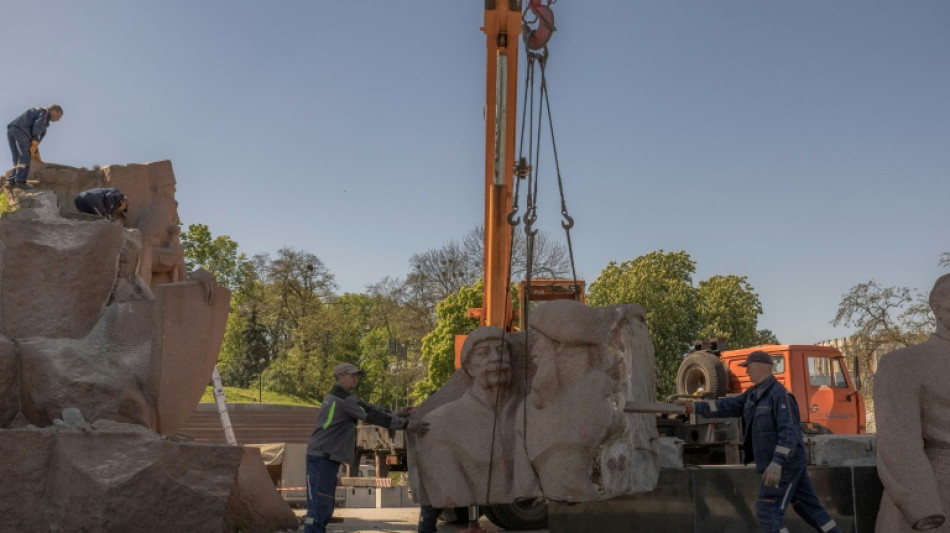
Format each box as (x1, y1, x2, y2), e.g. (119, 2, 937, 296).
(258, 358, 265, 403)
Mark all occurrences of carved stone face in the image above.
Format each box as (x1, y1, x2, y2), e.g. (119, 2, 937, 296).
(465, 337, 512, 391)
(931, 275, 950, 333)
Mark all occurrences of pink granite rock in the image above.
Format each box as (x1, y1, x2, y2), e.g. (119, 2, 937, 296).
(409, 300, 660, 507)
(0, 427, 298, 532)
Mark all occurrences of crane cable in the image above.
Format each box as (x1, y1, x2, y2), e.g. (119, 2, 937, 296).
(485, 0, 576, 505)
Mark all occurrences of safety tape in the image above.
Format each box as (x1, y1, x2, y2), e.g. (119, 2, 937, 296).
(278, 478, 393, 490)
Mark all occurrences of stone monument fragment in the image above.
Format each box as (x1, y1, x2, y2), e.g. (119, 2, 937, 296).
(0, 161, 297, 532)
(875, 273, 950, 532)
(408, 300, 660, 507)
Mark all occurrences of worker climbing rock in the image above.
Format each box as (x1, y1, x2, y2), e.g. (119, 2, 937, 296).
(74, 187, 128, 221)
(679, 351, 842, 533)
(6, 104, 63, 189)
(305, 363, 429, 533)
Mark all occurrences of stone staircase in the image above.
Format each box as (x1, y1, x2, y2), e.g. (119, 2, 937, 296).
(179, 403, 319, 445)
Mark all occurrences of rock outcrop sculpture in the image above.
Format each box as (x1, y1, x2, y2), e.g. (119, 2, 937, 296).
(408, 300, 660, 507)
(0, 161, 297, 532)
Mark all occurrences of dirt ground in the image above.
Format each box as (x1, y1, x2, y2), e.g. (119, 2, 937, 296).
(292, 507, 549, 533)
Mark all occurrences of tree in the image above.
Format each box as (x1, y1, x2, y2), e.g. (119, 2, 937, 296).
(219, 309, 270, 388)
(406, 225, 572, 318)
(414, 281, 483, 399)
(588, 251, 701, 398)
(588, 251, 774, 399)
(180, 223, 250, 291)
(831, 280, 933, 400)
(697, 275, 775, 350)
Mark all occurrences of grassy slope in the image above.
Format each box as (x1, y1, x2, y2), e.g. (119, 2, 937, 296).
(200, 386, 319, 407)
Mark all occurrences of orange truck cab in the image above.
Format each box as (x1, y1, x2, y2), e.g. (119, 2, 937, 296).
(678, 344, 867, 435)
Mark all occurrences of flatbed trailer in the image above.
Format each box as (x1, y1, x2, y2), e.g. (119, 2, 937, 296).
(549, 463, 883, 533)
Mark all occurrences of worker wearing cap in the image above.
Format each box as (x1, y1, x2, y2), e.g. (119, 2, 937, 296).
(679, 350, 841, 533)
(304, 362, 429, 533)
(6, 105, 63, 189)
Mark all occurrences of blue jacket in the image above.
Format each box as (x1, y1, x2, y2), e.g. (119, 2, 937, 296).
(8, 107, 52, 142)
(693, 375, 806, 473)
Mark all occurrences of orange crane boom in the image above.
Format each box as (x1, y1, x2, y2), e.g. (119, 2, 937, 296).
(479, 0, 522, 328)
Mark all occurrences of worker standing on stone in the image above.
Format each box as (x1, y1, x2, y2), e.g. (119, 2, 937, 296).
(74, 187, 128, 221)
(6, 104, 63, 189)
(305, 363, 428, 533)
(679, 351, 841, 533)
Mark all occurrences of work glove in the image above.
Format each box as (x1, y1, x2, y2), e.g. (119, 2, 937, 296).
(674, 398, 694, 414)
(762, 463, 782, 488)
(407, 418, 430, 437)
(913, 514, 946, 530)
(29, 140, 41, 162)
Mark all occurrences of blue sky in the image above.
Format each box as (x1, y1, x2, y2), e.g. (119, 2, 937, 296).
(4, 1, 948, 343)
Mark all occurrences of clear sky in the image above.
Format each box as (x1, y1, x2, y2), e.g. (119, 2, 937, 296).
(4, 1, 948, 344)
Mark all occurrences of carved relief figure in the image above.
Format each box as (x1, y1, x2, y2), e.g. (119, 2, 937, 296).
(137, 177, 187, 288)
(419, 327, 538, 507)
(525, 300, 658, 501)
(875, 273, 950, 532)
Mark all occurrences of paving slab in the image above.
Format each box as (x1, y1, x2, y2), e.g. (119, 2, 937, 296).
(293, 508, 548, 533)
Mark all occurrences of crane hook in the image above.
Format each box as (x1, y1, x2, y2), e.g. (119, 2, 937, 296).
(523, 0, 555, 51)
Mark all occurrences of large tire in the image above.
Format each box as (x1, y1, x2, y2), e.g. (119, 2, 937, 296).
(676, 351, 728, 398)
(486, 499, 549, 530)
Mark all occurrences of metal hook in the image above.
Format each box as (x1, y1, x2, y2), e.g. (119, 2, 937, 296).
(560, 212, 574, 230)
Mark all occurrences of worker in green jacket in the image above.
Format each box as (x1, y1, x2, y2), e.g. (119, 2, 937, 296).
(304, 362, 428, 533)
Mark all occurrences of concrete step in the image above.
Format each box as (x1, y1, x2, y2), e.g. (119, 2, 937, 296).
(178, 403, 319, 445)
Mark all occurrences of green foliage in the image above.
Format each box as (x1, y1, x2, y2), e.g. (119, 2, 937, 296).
(0, 190, 13, 216)
(414, 280, 483, 399)
(218, 309, 270, 388)
(180, 223, 250, 292)
(589, 250, 770, 398)
(697, 275, 766, 349)
(589, 251, 700, 398)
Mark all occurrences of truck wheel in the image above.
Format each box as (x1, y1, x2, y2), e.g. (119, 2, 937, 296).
(486, 499, 548, 530)
(676, 351, 728, 398)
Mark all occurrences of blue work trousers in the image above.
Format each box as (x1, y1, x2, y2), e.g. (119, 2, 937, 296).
(756, 467, 841, 533)
(418, 504, 441, 533)
(304, 455, 340, 533)
(7, 128, 31, 184)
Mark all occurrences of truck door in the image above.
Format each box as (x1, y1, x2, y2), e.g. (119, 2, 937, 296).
(804, 355, 856, 434)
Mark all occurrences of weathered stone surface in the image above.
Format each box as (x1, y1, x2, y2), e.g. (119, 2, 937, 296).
(0, 337, 17, 427)
(0, 161, 286, 532)
(875, 273, 950, 533)
(18, 337, 155, 428)
(526, 301, 659, 502)
(806, 434, 876, 467)
(152, 280, 230, 434)
(409, 300, 660, 507)
(0, 218, 125, 339)
(411, 327, 538, 507)
(0, 162, 229, 433)
(0, 427, 298, 532)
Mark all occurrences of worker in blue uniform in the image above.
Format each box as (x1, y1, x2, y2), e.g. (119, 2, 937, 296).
(6, 105, 63, 189)
(680, 350, 842, 533)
